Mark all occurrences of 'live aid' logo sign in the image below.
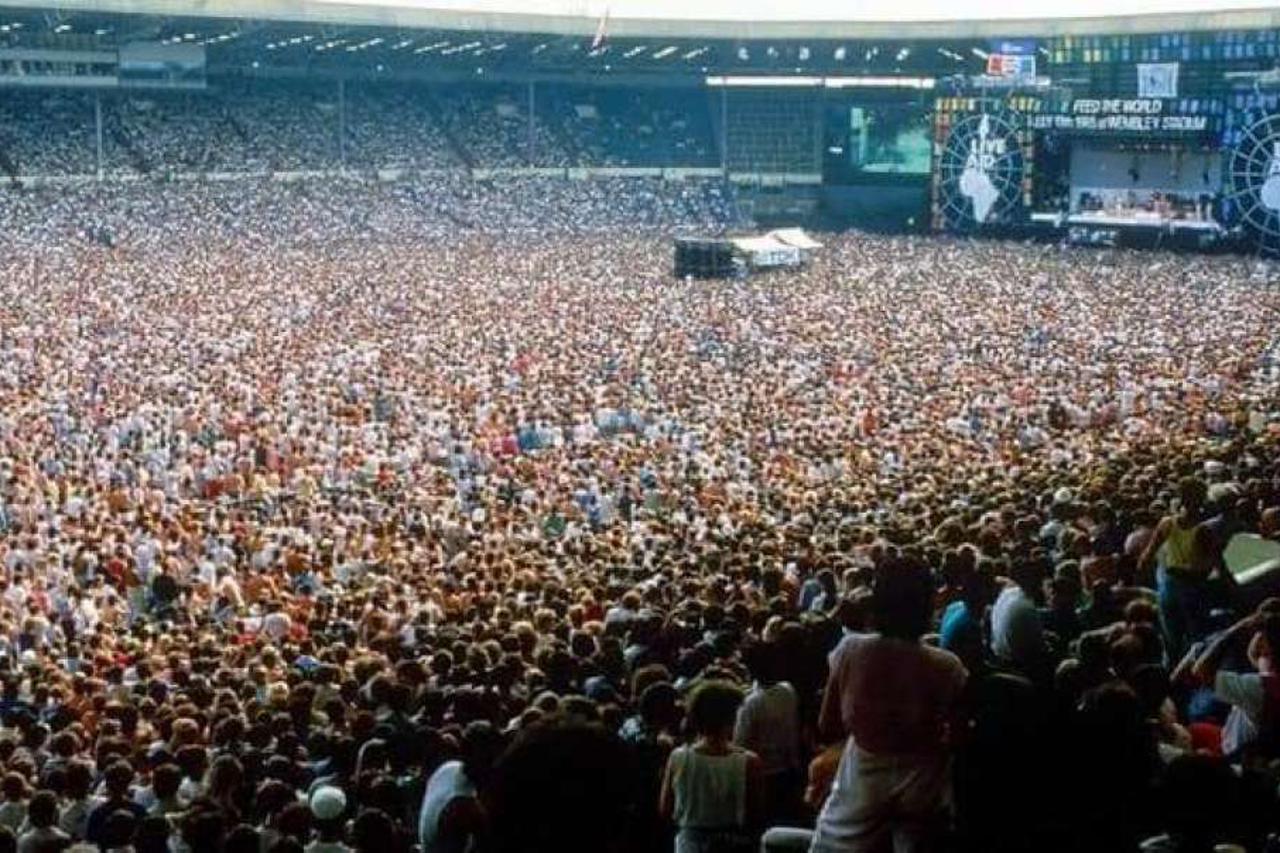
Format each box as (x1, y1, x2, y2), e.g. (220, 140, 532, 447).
(1262, 142, 1280, 212)
(965, 133, 1006, 172)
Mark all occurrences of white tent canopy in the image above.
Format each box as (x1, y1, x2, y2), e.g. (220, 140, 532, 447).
(767, 228, 823, 251)
(731, 235, 803, 269)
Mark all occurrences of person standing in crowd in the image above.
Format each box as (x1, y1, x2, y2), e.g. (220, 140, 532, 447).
(810, 556, 967, 853)
(989, 557, 1049, 682)
(1141, 478, 1220, 659)
(734, 642, 802, 825)
(661, 682, 764, 853)
(418, 723, 502, 853)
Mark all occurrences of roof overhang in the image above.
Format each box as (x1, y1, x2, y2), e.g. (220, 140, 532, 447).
(5, 0, 1280, 40)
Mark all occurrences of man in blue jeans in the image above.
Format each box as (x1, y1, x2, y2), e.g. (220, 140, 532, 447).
(1140, 477, 1218, 660)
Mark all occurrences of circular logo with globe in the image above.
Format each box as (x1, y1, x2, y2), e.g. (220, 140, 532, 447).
(1226, 111, 1280, 254)
(937, 111, 1025, 229)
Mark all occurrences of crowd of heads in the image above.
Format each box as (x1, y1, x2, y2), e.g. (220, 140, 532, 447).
(0, 83, 719, 178)
(0, 170, 1276, 853)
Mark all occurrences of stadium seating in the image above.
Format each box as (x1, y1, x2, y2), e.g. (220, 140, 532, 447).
(0, 79, 815, 177)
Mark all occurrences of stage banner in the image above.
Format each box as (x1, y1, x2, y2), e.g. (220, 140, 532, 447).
(1027, 99, 1206, 133)
(1138, 63, 1179, 99)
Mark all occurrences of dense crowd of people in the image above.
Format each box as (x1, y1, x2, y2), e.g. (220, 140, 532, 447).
(0, 171, 1278, 853)
(0, 83, 722, 178)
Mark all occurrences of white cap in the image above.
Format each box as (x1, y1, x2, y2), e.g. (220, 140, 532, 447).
(309, 786, 347, 821)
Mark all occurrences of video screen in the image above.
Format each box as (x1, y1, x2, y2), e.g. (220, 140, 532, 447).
(845, 104, 932, 175)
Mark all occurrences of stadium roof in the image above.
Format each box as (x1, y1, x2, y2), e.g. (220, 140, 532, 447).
(4, 0, 1280, 39)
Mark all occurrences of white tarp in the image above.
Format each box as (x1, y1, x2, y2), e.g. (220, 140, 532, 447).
(731, 235, 802, 268)
(767, 227, 823, 250)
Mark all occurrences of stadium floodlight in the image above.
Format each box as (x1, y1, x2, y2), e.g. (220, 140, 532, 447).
(441, 41, 481, 55)
(705, 75, 823, 87)
(825, 75, 935, 88)
(652, 45, 678, 59)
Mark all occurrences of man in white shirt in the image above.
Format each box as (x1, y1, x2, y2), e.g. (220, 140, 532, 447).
(990, 558, 1047, 675)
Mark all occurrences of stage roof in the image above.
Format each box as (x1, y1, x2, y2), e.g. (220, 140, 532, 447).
(4, 0, 1280, 39)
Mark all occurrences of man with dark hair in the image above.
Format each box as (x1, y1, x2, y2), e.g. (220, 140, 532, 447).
(733, 641, 801, 825)
(84, 763, 144, 849)
(416, 721, 502, 853)
(989, 557, 1048, 678)
(810, 556, 967, 853)
(1141, 476, 1218, 658)
(483, 715, 636, 853)
(17, 790, 68, 853)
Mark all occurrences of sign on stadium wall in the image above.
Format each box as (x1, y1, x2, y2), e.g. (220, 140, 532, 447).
(1225, 110, 1280, 256)
(933, 107, 1028, 230)
(1027, 99, 1208, 133)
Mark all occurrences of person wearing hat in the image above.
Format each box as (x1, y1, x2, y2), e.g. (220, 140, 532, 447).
(306, 787, 350, 853)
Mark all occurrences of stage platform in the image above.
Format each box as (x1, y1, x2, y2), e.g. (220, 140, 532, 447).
(1030, 212, 1223, 233)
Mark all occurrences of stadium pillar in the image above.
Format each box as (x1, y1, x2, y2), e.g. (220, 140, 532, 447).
(94, 92, 103, 182)
(338, 79, 347, 169)
(720, 86, 728, 178)
(814, 88, 824, 175)
(527, 81, 536, 166)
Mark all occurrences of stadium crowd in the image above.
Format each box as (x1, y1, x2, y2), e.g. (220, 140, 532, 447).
(0, 173, 1276, 853)
(0, 83, 720, 178)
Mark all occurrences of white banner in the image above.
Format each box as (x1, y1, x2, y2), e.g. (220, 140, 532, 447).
(1137, 63, 1179, 99)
